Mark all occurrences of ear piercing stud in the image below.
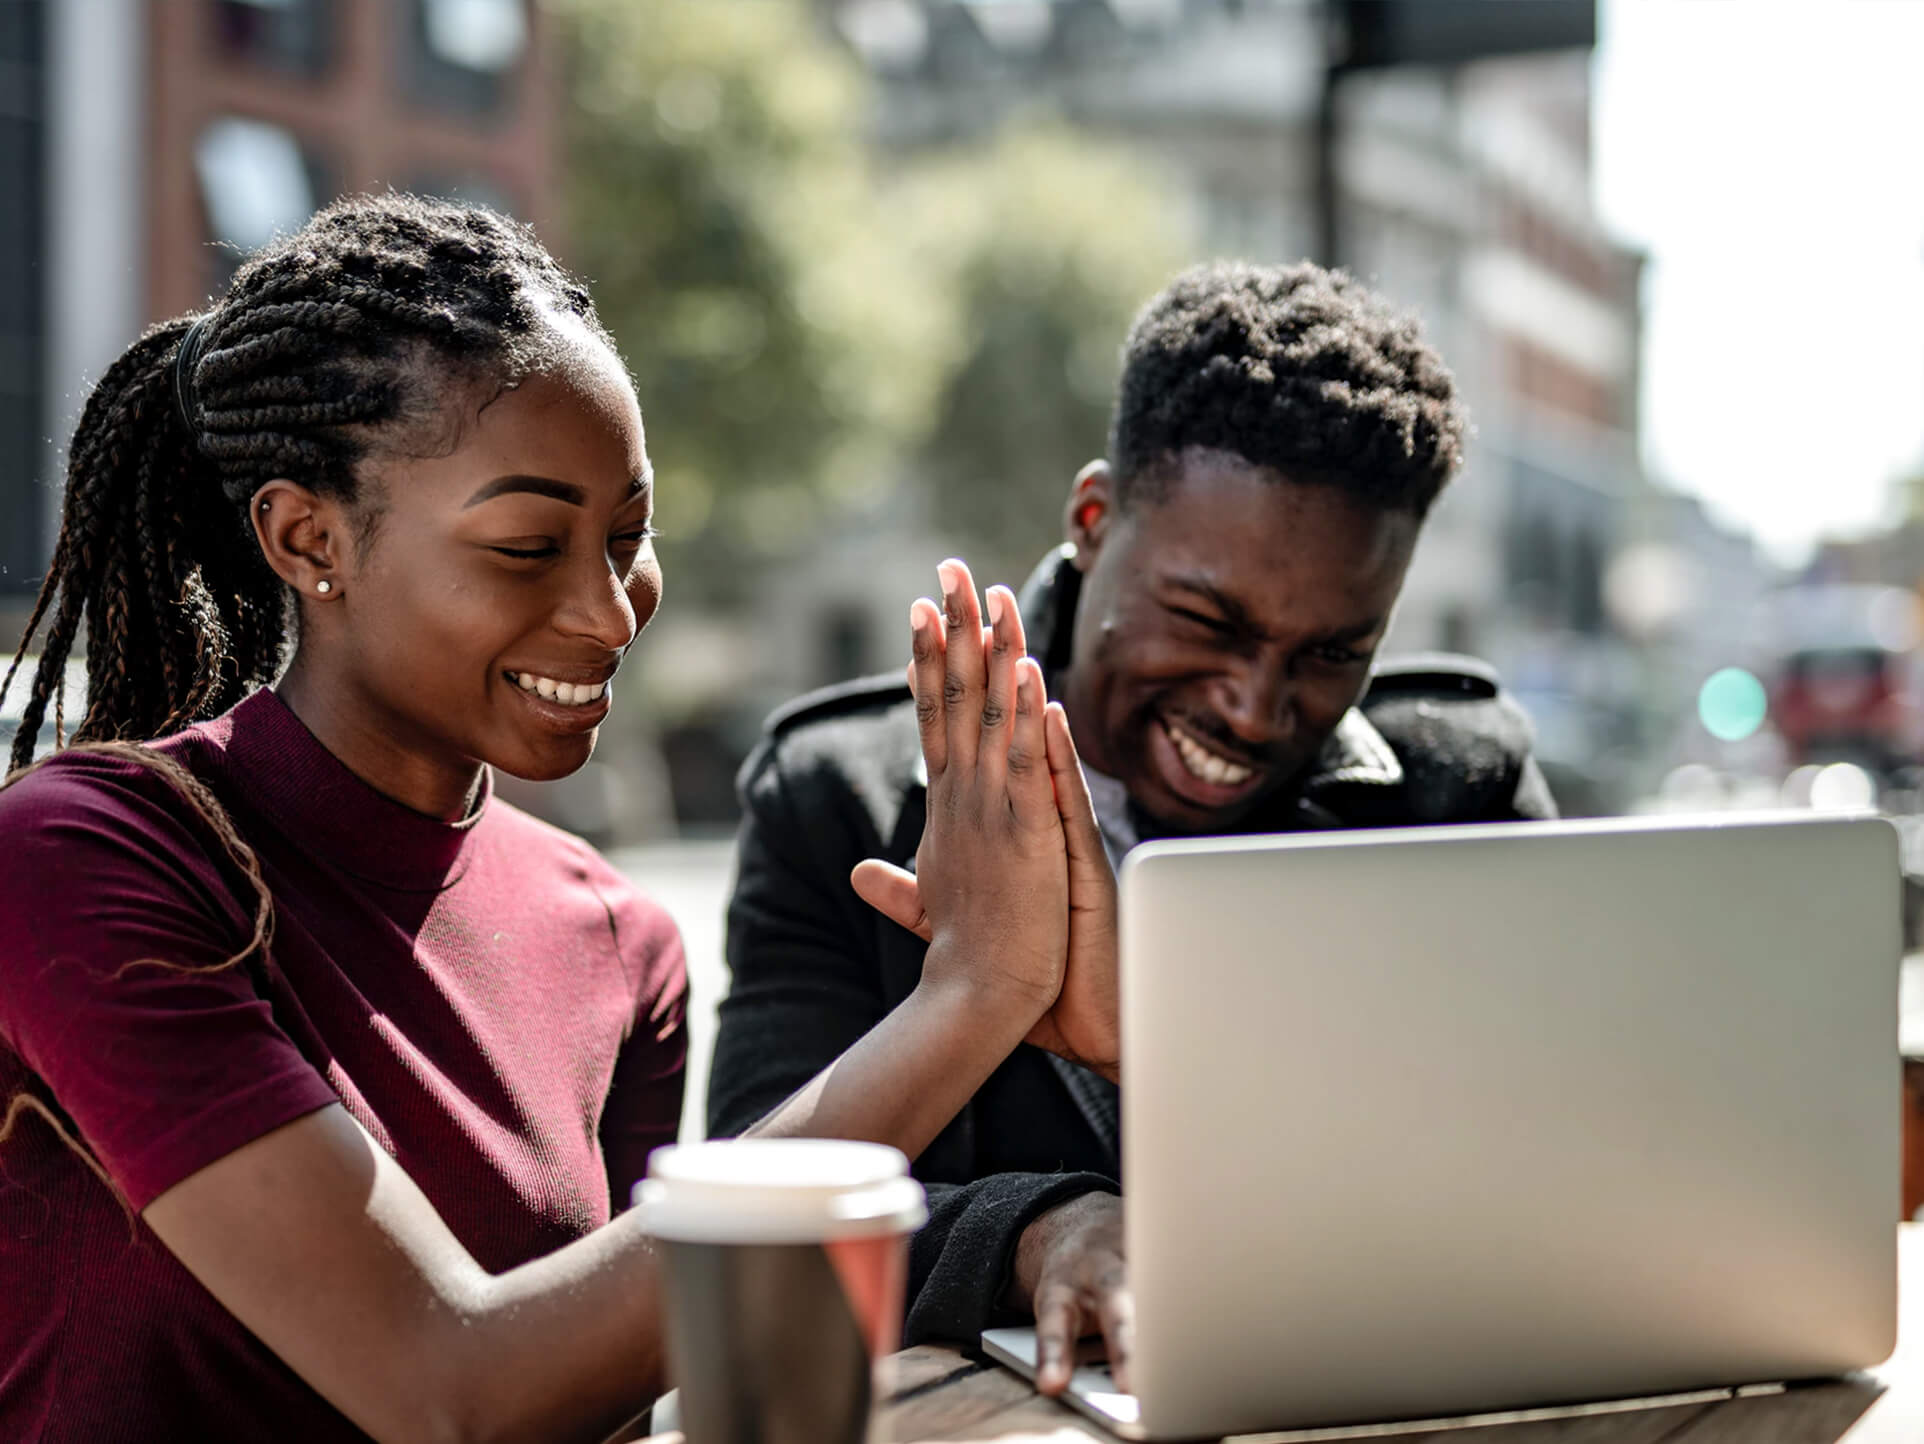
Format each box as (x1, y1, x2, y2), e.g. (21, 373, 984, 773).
(316, 580, 333, 594)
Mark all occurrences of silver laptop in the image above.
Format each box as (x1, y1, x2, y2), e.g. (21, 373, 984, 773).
(983, 813, 1901, 1439)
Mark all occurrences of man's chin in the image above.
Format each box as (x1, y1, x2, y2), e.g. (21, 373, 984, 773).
(1129, 768, 1287, 837)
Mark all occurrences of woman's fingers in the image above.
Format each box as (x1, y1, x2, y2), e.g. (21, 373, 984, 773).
(938, 560, 987, 773)
(909, 598, 948, 780)
(849, 860, 933, 942)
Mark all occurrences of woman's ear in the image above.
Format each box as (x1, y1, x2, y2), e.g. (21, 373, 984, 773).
(1063, 459, 1117, 574)
(251, 481, 347, 603)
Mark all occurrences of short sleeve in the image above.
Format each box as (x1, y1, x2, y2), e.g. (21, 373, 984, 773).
(598, 889, 688, 1208)
(0, 753, 340, 1210)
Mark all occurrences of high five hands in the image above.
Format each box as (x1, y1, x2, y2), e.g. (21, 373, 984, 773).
(851, 559, 1120, 1084)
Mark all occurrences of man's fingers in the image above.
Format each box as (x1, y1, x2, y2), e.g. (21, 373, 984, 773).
(849, 860, 933, 942)
(977, 587, 1018, 784)
(909, 598, 948, 779)
(939, 559, 986, 772)
(1044, 701, 1112, 888)
(1032, 1281, 1084, 1397)
(1007, 660, 1055, 824)
(1093, 1269, 1136, 1396)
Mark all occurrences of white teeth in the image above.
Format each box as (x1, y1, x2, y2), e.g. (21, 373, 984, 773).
(1167, 720, 1255, 787)
(507, 672, 609, 707)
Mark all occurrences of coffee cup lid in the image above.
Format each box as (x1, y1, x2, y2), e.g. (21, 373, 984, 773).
(633, 1139, 929, 1244)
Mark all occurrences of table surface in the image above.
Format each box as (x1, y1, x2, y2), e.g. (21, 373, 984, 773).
(877, 1226, 1924, 1443)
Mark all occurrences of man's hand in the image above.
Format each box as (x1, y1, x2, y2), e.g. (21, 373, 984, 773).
(1008, 1192, 1131, 1397)
(854, 568, 1121, 1082)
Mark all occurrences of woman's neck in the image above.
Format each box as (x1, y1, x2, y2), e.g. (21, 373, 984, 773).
(274, 658, 486, 823)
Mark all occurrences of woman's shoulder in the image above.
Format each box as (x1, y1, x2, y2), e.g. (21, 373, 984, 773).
(478, 795, 683, 951)
(1, 722, 257, 907)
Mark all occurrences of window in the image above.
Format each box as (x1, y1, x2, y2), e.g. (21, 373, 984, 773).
(403, 0, 529, 118)
(0, 0, 45, 597)
(195, 116, 327, 285)
(212, 0, 335, 78)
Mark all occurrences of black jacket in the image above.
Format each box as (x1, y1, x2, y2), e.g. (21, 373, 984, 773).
(707, 548, 1556, 1344)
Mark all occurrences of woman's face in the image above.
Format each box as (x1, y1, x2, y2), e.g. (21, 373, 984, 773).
(303, 337, 660, 796)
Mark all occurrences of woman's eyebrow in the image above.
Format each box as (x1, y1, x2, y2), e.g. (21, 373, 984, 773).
(462, 474, 586, 509)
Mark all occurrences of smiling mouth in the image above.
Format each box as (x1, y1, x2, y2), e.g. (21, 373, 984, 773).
(1161, 715, 1259, 788)
(505, 670, 611, 708)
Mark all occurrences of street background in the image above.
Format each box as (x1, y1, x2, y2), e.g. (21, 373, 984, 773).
(5, 1, 1924, 1139)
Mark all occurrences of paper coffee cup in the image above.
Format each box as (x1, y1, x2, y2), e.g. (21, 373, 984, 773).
(635, 1139, 928, 1444)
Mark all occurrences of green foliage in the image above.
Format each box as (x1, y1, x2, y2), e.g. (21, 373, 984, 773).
(557, 0, 950, 596)
(892, 127, 1189, 582)
(556, 0, 1189, 595)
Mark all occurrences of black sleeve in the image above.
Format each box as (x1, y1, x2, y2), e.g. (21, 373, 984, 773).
(706, 735, 887, 1140)
(906, 1172, 1121, 1345)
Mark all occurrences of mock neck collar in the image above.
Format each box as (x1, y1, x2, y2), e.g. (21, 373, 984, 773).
(202, 688, 492, 892)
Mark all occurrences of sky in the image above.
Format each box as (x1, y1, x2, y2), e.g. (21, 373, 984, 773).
(1591, 0, 1924, 562)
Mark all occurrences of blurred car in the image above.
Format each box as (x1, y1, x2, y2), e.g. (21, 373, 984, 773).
(1769, 586, 1924, 778)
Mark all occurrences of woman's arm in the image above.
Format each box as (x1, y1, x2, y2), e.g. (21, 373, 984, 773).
(144, 561, 1080, 1443)
(145, 1103, 664, 1444)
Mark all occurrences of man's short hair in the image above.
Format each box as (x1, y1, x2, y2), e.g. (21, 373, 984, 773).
(1109, 260, 1466, 516)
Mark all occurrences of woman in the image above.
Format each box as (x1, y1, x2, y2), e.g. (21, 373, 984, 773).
(0, 193, 1111, 1443)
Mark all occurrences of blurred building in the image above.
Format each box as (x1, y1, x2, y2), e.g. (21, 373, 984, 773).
(3, 0, 555, 622)
(809, 0, 1654, 803)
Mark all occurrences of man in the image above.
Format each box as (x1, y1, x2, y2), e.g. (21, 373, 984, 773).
(707, 261, 1554, 1387)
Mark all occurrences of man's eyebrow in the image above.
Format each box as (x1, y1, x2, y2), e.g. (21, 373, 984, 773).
(1165, 574, 1260, 633)
(463, 474, 587, 509)
(1165, 574, 1384, 644)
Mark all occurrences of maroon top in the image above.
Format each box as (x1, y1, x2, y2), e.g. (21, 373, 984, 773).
(0, 690, 687, 1442)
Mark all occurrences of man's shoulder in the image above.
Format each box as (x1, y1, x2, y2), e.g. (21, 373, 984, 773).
(1322, 652, 1548, 823)
(736, 674, 923, 838)
(1362, 652, 1503, 704)
(761, 672, 917, 744)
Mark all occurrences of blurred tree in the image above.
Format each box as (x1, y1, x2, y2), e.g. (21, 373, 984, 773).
(893, 126, 1189, 585)
(557, 3, 1188, 602)
(555, 0, 953, 602)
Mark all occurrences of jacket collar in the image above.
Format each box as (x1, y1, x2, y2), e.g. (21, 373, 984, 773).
(1011, 545, 1403, 809)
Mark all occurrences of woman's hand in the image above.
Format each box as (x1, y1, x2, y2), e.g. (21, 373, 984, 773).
(854, 563, 1121, 1083)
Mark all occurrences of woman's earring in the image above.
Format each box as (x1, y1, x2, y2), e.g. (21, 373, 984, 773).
(316, 580, 333, 595)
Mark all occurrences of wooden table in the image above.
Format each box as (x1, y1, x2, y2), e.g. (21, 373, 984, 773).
(876, 1227, 1924, 1443)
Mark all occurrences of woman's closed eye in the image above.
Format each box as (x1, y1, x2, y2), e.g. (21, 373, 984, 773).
(489, 539, 560, 561)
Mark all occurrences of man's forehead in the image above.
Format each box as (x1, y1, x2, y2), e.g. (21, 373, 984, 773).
(1122, 462, 1417, 621)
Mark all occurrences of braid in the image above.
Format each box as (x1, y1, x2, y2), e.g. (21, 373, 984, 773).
(2, 192, 616, 772)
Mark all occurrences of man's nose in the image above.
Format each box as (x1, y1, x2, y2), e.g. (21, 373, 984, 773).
(555, 558, 639, 651)
(1212, 654, 1294, 749)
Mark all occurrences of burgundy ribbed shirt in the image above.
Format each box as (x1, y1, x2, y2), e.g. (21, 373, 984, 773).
(0, 689, 687, 1442)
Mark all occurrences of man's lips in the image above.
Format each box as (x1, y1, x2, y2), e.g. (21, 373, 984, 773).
(1145, 714, 1276, 808)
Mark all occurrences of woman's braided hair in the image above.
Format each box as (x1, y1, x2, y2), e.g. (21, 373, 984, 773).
(1109, 260, 1466, 516)
(1, 191, 614, 774)
(0, 193, 615, 1197)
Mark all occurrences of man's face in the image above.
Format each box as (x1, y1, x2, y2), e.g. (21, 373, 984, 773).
(1055, 448, 1421, 834)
